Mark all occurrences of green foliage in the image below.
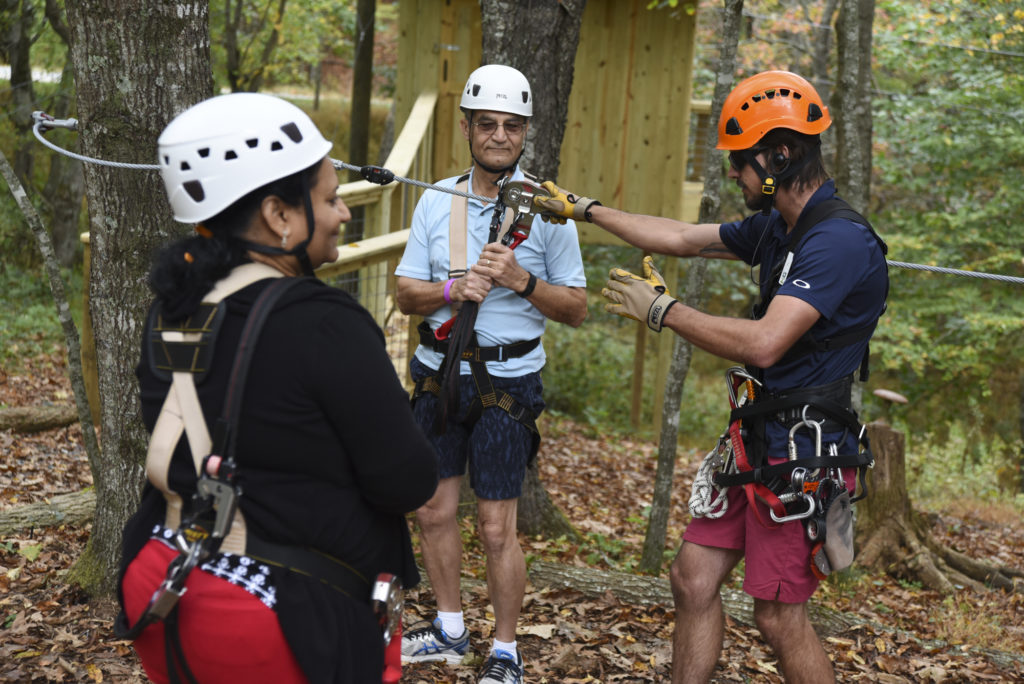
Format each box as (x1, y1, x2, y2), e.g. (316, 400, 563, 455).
(0, 264, 83, 373)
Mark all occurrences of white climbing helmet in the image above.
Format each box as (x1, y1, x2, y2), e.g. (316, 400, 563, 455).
(460, 64, 533, 118)
(158, 92, 332, 223)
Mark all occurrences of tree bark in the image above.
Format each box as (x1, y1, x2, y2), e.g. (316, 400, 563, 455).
(40, 0, 85, 269)
(477, 0, 586, 538)
(639, 0, 743, 575)
(0, 490, 95, 536)
(3, 0, 37, 184)
(856, 422, 1023, 593)
(832, 0, 875, 213)
(0, 404, 77, 433)
(479, 0, 586, 181)
(63, 0, 212, 596)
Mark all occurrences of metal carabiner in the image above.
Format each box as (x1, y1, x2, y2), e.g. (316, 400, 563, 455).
(725, 366, 761, 408)
(770, 491, 817, 523)
(498, 179, 551, 247)
(787, 415, 822, 462)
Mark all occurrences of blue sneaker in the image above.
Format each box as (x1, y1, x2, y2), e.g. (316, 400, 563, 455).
(478, 648, 524, 684)
(401, 618, 470, 664)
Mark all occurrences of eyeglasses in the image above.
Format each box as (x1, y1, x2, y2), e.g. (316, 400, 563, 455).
(728, 148, 766, 171)
(472, 119, 526, 136)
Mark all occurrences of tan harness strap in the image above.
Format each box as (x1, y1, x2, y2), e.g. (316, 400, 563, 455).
(448, 173, 513, 278)
(147, 263, 282, 545)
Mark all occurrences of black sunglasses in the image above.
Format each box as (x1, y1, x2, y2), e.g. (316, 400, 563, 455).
(728, 148, 767, 171)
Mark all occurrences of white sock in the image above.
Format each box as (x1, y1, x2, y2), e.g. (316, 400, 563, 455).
(491, 639, 517, 658)
(437, 611, 465, 638)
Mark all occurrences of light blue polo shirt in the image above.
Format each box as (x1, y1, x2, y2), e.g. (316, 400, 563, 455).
(395, 167, 587, 377)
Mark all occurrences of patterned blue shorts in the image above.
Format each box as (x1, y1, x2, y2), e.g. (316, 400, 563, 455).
(411, 357, 544, 501)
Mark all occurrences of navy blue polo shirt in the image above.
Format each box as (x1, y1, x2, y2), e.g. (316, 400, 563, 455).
(720, 181, 888, 454)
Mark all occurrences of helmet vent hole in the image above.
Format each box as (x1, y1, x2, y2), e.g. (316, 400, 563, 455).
(246, 138, 259, 149)
(198, 148, 210, 158)
(521, 91, 529, 104)
(162, 155, 170, 165)
(225, 150, 238, 161)
(807, 103, 824, 122)
(280, 123, 303, 143)
(183, 180, 205, 202)
(740, 103, 750, 111)
(472, 85, 481, 96)
(270, 141, 283, 151)
(180, 161, 191, 171)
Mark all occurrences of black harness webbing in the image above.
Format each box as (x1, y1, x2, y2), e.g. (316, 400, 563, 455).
(413, 322, 542, 460)
(753, 198, 889, 382)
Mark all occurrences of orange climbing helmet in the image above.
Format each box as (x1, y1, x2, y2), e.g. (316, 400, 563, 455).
(716, 71, 831, 150)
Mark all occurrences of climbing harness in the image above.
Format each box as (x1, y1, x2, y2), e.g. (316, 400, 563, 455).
(117, 267, 398, 682)
(30, 109, 1024, 286)
(689, 366, 871, 579)
(415, 173, 547, 455)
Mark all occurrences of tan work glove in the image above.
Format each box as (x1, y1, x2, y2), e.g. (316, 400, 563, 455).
(533, 180, 601, 223)
(602, 256, 678, 332)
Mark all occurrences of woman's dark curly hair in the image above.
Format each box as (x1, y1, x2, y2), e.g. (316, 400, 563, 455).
(150, 160, 322, 320)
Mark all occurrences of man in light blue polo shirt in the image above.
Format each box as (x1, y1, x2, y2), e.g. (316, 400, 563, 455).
(395, 64, 586, 684)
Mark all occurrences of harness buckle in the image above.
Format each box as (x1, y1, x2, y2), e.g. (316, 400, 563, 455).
(371, 573, 403, 646)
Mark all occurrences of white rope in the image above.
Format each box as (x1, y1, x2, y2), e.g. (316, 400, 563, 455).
(886, 260, 1024, 285)
(688, 438, 732, 519)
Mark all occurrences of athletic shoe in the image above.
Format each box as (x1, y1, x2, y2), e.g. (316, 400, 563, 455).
(400, 618, 470, 664)
(478, 648, 524, 684)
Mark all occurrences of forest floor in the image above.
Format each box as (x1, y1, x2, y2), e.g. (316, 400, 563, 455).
(1, 354, 1023, 683)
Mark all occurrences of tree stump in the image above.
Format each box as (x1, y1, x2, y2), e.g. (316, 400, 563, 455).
(855, 421, 1023, 592)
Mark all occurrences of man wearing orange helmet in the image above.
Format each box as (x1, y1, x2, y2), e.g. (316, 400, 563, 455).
(535, 71, 888, 683)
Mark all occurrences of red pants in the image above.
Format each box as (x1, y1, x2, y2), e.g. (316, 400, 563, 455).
(122, 540, 307, 684)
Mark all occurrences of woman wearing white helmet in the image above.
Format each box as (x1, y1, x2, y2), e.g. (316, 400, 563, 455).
(116, 93, 438, 684)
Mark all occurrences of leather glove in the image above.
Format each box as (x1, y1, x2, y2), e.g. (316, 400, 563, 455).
(602, 256, 678, 332)
(533, 180, 601, 223)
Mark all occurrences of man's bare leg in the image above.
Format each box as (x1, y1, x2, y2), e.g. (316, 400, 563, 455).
(754, 598, 835, 684)
(670, 541, 743, 683)
(477, 497, 524, 644)
(416, 476, 465, 613)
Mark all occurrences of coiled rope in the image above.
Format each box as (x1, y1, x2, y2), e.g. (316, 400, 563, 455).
(29, 112, 1024, 286)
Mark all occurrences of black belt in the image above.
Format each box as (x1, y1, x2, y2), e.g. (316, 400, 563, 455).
(417, 321, 540, 362)
(245, 535, 370, 599)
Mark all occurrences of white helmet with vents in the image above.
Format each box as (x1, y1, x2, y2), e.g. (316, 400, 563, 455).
(158, 92, 332, 223)
(460, 64, 532, 118)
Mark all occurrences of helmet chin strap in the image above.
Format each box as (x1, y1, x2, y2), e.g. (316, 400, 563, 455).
(741, 150, 811, 217)
(242, 173, 317, 276)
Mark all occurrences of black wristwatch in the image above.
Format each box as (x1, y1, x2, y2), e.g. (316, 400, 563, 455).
(517, 272, 538, 298)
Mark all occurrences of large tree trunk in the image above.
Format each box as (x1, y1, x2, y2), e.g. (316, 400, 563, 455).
(479, 0, 586, 181)
(63, 0, 212, 596)
(639, 0, 743, 574)
(832, 0, 875, 213)
(856, 422, 1023, 593)
(477, 0, 587, 538)
(345, 0, 376, 244)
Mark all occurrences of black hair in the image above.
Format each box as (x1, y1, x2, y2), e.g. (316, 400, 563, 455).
(756, 128, 828, 192)
(149, 160, 322, 321)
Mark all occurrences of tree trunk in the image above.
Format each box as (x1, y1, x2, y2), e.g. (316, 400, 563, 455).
(3, 0, 37, 184)
(0, 490, 95, 536)
(479, 0, 587, 181)
(64, 0, 212, 596)
(856, 422, 1023, 593)
(832, 0, 875, 213)
(638, 0, 743, 574)
(40, 53, 85, 269)
(477, 0, 586, 538)
(345, 0, 376, 244)
(0, 404, 77, 432)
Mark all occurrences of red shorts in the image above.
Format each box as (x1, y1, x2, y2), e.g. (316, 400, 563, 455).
(122, 539, 307, 684)
(683, 468, 853, 604)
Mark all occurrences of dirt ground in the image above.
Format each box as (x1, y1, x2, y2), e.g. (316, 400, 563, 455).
(1, 355, 1023, 682)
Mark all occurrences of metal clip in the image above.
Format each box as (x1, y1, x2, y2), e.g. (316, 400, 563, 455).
(498, 179, 550, 247)
(724, 366, 761, 408)
(770, 491, 816, 523)
(371, 573, 403, 646)
(31, 111, 78, 132)
(787, 413, 822, 461)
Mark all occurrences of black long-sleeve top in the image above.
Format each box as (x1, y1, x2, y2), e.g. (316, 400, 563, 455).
(119, 276, 438, 683)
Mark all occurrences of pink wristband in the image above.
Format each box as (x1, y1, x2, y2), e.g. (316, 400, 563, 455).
(443, 278, 456, 303)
